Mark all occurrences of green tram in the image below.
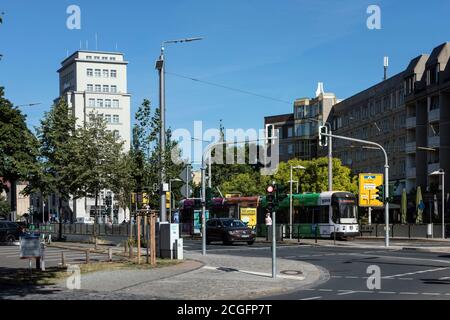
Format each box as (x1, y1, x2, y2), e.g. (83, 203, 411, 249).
(262, 191, 359, 239)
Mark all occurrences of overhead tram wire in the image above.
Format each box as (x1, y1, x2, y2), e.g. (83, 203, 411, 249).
(165, 71, 292, 105)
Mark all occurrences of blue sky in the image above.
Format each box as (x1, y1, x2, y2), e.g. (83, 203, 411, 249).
(1, 0, 450, 138)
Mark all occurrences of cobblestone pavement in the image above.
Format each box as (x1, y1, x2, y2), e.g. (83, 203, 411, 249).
(1, 244, 325, 300)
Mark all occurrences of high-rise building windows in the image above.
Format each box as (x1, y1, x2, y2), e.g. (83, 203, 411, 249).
(86, 56, 92, 60)
(102, 57, 108, 60)
(87, 84, 93, 92)
(113, 130, 120, 140)
(95, 69, 101, 77)
(94, 56, 100, 60)
(110, 70, 117, 78)
(113, 115, 120, 124)
(112, 100, 119, 108)
(105, 114, 112, 123)
(103, 85, 109, 93)
(103, 69, 109, 78)
(97, 99, 104, 108)
(105, 99, 112, 108)
(95, 85, 101, 92)
(111, 85, 117, 93)
(87, 69, 93, 77)
(110, 57, 116, 61)
(88, 98, 95, 107)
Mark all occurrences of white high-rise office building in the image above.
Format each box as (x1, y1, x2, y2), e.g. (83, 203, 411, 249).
(57, 50, 131, 223)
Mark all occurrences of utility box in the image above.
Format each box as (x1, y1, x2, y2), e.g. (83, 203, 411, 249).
(160, 223, 180, 259)
(175, 238, 184, 260)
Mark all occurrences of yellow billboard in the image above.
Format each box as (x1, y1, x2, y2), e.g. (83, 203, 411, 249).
(359, 174, 384, 207)
(240, 208, 257, 228)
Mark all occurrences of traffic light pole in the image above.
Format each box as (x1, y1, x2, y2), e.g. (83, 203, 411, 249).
(320, 131, 390, 247)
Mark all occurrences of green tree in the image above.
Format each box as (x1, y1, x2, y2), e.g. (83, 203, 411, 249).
(70, 113, 125, 244)
(131, 99, 184, 209)
(0, 195, 10, 219)
(109, 152, 135, 220)
(220, 172, 269, 197)
(29, 98, 77, 238)
(270, 158, 358, 194)
(0, 87, 39, 194)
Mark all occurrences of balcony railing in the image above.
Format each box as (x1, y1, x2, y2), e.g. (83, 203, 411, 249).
(428, 108, 440, 122)
(406, 142, 416, 154)
(406, 117, 416, 129)
(428, 135, 440, 147)
(406, 167, 416, 179)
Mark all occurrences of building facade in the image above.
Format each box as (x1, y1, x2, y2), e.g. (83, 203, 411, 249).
(57, 50, 132, 223)
(403, 43, 450, 195)
(328, 71, 407, 195)
(265, 84, 339, 162)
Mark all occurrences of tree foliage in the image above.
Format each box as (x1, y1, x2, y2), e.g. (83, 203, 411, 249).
(218, 157, 357, 196)
(0, 195, 10, 218)
(0, 87, 39, 193)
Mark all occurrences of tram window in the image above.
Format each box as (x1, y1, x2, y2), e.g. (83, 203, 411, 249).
(319, 207, 329, 224)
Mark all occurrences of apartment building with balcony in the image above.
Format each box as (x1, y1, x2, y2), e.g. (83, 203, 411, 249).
(328, 71, 406, 195)
(404, 43, 450, 196)
(264, 84, 339, 163)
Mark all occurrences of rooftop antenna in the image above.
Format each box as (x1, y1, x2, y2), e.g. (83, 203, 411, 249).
(86, 40, 89, 50)
(115, 42, 118, 51)
(95, 33, 98, 50)
(66, 50, 69, 58)
(384, 56, 389, 81)
(79, 40, 82, 50)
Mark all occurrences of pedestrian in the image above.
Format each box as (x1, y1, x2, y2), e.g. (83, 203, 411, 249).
(265, 212, 272, 241)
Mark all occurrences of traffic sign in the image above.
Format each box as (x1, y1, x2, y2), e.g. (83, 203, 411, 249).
(359, 174, 384, 207)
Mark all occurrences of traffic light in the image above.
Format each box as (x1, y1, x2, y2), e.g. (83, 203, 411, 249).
(267, 185, 275, 212)
(318, 125, 328, 147)
(206, 187, 213, 207)
(275, 184, 287, 204)
(375, 185, 385, 203)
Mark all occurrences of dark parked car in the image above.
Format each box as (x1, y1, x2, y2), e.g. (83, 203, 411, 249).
(0, 221, 24, 243)
(206, 218, 256, 245)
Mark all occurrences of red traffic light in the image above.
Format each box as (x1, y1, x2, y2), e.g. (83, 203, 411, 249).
(267, 186, 274, 193)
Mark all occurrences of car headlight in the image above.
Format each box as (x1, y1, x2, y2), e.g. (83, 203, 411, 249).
(228, 231, 236, 235)
(251, 230, 256, 234)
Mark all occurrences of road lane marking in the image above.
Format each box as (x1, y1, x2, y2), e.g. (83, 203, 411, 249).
(318, 289, 333, 292)
(383, 267, 449, 279)
(202, 266, 305, 280)
(379, 291, 396, 294)
(337, 291, 356, 296)
(399, 292, 419, 295)
(422, 293, 441, 296)
(301, 296, 322, 300)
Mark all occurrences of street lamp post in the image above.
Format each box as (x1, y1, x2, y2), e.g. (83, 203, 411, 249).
(155, 37, 203, 222)
(290, 166, 305, 240)
(430, 169, 445, 239)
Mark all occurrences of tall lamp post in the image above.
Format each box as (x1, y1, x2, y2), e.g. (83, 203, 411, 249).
(430, 169, 445, 239)
(155, 37, 203, 222)
(290, 165, 305, 240)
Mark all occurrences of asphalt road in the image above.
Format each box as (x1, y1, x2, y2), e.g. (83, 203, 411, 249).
(183, 240, 450, 300)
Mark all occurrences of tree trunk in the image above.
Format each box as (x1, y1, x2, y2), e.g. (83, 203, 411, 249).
(94, 191, 98, 249)
(58, 196, 63, 241)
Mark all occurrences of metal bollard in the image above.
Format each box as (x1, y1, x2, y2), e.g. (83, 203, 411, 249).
(129, 243, 133, 259)
(108, 248, 113, 262)
(85, 250, 90, 264)
(61, 252, 66, 267)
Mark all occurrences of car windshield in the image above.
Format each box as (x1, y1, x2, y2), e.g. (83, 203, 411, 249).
(221, 220, 246, 228)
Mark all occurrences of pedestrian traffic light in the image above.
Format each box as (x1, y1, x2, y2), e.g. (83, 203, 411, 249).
(375, 185, 385, 203)
(319, 125, 328, 147)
